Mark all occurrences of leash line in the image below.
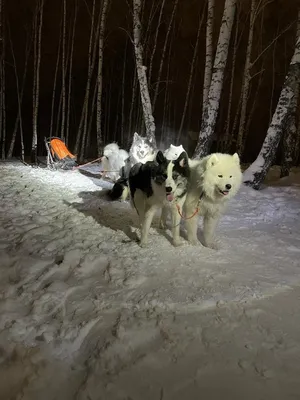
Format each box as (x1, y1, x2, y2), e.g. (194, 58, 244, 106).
(72, 157, 103, 170)
(175, 204, 199, 220)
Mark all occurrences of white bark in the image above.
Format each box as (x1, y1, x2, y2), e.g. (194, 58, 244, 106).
(133, 0, 156, 147)
(193, 0, 237, 158)
(96, 0, 109, 157)
(202, 0, 215, 122)
(244, 36, 300, 189)
(236, 0, 256, 156)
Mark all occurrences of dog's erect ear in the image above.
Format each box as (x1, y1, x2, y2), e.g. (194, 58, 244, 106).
(156, 150, 166, 164)
(170, 144, 175, 149)
(133, 132, 139, 141)
(176, 151, 188, 168)
(207, 154, 219, 168)
(232, 153, 240, 165)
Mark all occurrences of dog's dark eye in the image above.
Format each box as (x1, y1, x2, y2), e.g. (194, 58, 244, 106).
(218, 175, 223, 178)
(229, 175, 232, 178)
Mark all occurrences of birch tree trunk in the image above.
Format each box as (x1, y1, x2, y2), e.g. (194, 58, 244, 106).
(7, 23, 31, 159)
(162, 19, 176, 141)
(80, 0, 99, 161)
(66, 0, 78, 146)
(128, 69, 137, 146)
(222, 4, 240, 151)
(177, 7, 205, 142)
(133, 0, 156, 148)
(61, 0, 67, 139)
(148, 0, 166, 87)
(120, 38, 127, 145)
(1, 45, 5, 160)
(152, 0, 178, 113)
(0, 0, 5, 159)
(236, 0, 256, 156)
(280, 10, 300, 177)
(32, 0, 44, 164)
(294, 103, 300, 164)
(86, 78, 98, 155)
(193, 0, 237, 158)
(96, 0, 109, 157)
(202, 0, 214, 122)
(49, 9, 62, 138)
(74, 0, 97, 155)
(243, 36, 300, 189)
(0, 0, 3, 155)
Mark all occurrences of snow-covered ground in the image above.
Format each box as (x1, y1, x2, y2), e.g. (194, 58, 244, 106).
(1, 161, 300, 399)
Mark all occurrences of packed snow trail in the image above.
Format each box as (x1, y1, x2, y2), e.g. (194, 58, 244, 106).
(1, 162, 300, 399)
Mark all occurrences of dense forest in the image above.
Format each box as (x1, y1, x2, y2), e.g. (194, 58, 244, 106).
(0, 0, 300, 188)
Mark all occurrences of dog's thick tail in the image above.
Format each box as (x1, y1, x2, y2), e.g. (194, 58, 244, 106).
(107, 177, 128, 201)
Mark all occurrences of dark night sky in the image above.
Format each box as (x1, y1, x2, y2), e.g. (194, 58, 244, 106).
(4, 0, 300, 161)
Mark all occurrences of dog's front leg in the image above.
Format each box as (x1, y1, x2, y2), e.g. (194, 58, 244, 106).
(185, 201, 199, 245)
(203, 214, 220, 249)
(140, 206, 157, 247)
(159, 206, 168, 229)
(171, 199, 185, 247)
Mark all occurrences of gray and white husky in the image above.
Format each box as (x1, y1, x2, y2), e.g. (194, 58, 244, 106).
(129, 150, 190, 247)
(129, 132, 156, 165)
(108, 132, 156, 200)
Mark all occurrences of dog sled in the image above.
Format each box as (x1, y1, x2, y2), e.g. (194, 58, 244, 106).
(44, 137, 77, 170)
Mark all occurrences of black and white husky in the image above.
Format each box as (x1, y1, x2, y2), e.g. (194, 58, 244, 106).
(129, 150, 190, 247)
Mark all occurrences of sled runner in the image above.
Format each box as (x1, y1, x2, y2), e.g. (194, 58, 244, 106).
(44, 137, 77, 170)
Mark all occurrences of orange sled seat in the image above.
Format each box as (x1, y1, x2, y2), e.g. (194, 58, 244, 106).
(45, 137, 77, 170)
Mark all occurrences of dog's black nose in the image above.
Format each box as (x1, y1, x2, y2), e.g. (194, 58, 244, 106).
(166, 186, 172, 193)
(225, 184, 232, 190)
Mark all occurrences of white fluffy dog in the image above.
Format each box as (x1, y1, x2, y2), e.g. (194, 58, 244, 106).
(164, 144, 186, 161)
(184, 153, 242, 248)
(101, 143, 129, 182)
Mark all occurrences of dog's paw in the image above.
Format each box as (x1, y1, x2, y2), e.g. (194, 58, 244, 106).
(203, 241, 221, 250)
(187, 237, 200, 246)
(159, 221, 167, 230)
(173, 237, 185, 247)
(139, 240, 148, 248)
